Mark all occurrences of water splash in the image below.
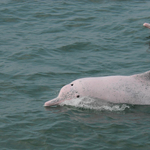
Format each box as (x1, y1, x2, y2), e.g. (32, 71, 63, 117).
(60, 97, 130, 111)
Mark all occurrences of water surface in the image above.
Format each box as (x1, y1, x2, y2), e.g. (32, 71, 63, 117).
(1, 0, 150, 149)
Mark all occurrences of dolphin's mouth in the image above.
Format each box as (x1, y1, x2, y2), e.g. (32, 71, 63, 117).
(44, 97, 63, 107)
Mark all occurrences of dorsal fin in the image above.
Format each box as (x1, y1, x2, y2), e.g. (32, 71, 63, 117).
(135, 71, 150, 81)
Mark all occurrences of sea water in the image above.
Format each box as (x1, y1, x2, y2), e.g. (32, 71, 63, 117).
(1, 0, 150, 149)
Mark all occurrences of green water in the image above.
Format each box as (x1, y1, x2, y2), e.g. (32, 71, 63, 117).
(1, 0, 150, 149)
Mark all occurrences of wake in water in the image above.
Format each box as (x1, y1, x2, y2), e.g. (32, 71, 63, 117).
(60, 97, 130, 111)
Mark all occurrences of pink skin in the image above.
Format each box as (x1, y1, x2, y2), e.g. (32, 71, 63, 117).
(143, 23, 150, 29)
(44, 71, 150, 106)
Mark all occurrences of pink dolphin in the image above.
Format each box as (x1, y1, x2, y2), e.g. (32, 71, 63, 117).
(143, 23, 150, 29)
(44, 71, 150, 106)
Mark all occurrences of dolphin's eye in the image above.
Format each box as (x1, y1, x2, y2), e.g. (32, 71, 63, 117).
(71, 84, 73, 86)
(77, 95, 80, 98)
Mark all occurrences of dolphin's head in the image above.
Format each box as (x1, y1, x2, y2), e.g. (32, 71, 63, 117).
(44, 81, 82, 107)
(143, 23, 150, 29)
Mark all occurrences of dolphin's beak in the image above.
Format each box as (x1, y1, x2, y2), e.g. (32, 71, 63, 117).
(44, 97, 62, 107)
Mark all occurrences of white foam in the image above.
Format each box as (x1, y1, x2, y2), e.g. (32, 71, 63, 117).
(60, 97, 130, 111)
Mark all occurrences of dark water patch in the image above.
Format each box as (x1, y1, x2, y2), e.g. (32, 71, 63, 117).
(41, 27, 65, 34)
(126, 105, 150, 114)
(1, 17, 21, 23)
(57, 42, 92, 52)
(33, 12, 52, 19)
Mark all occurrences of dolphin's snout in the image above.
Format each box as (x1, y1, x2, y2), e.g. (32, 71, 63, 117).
(44, 97, 62, 107)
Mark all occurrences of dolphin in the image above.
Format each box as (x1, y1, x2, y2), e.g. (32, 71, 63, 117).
(44, 71, 150, 106)
(143, 23, 150, 29)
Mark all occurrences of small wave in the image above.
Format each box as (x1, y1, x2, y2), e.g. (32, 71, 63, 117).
(60, 97, 130, 111)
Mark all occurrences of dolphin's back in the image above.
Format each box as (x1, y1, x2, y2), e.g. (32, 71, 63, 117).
(135, 71, 150, 81)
